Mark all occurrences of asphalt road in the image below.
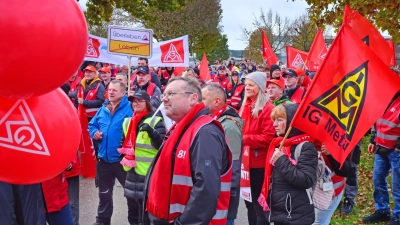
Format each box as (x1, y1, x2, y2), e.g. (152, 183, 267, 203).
(79, 176, 248, 225)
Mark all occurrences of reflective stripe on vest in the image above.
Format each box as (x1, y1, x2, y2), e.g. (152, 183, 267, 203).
(375, 95, 400, 150)
(122, 116, 162, 176)
(166, 115, 233, 224)
(81, 82, 101, 117)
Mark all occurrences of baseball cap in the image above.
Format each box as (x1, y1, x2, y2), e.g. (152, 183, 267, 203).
(128, 90, 150, 102)
(83, 65, 97, 72)
(136, 66, 149, 75)
(99, 67, 111, 73)
(282, 69, 298, 78)
(267, 79, 284, 90)
(218, 65, 226, 70)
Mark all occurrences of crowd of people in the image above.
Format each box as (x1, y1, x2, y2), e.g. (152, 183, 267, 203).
(1, 57, 399, 225)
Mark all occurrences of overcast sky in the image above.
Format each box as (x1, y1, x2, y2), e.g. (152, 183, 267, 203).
(79, 0, 310, 50)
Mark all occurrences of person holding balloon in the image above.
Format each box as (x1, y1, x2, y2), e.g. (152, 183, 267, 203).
(119, 90, 166, 225)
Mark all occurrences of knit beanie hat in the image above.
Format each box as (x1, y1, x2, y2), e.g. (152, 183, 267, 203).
(270, 64, 281, 74)
(246, 72, 267, 93)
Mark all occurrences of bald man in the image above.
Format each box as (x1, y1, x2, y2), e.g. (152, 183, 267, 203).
(201, 83, 243, 224)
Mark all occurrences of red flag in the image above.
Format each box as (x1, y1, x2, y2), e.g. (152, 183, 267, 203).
(306, 29, 328, 71)
(262, 30, 279, 66)
(387, 39, 396, 67)
(173, 67, 186, 76)
(291, 25, 400, 165)
(343, 5, 392, 66)
(199, 53, 211, 82)
(77, 89, 96, 178)
(286, 46, 308, 69)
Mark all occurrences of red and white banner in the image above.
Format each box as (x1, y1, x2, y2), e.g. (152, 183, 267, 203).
(85, 34, 189, 67)
(286, 46, 308, 69)
(240, 145, 252, 202)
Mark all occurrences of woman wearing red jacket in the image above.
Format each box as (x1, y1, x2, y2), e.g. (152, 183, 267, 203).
(239, 72, 275, 225)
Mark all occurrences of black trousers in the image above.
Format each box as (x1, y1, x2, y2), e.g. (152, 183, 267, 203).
(244, 168, 269, 225)
(95, 159, 129, 224)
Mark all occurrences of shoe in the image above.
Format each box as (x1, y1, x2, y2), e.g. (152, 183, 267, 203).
(340, 198, 354, 214)
(362, 211, 391, 224)
(388, 218, 400, 225)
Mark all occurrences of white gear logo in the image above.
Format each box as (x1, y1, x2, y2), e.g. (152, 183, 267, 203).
(163, 44, 183, 63)
(0, 100, 50, 156)
(291, 53, 305, 67)
(86, 38, 98, 58)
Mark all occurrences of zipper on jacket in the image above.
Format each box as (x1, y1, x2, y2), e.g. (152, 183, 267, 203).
(105, 102, 124, 163)
(285, 193, 292, 219)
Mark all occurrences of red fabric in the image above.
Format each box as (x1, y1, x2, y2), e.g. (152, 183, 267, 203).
(376, 95, 400, 149)
(290, 87, 305, 104)
(118, 110, 149, 168)
(286, 46, 308, 69)
(301, 76, 311, 91)
(211, 104, 228, 120)
(262, 30, 279, 66)
(213, 76, 229, 90)
(69, 77, 81, 93)
(78, 77, 102, 117)
(343, 5, 392, 66)
(173, 67, 186, 76)
(227, 84, 245, 109)
(42, 174, 69, 212)
(77, 70, 84, 79)
(200, 53, 212, 82)
(306, 29, 328, 71)
(64, 153, 81, 178)
(259, 134, 312, 211)
(240, 100, 275, 168)
(147, 104, 206, 219)
(290, 25, 400, 165)
(387, 39, 396, 67)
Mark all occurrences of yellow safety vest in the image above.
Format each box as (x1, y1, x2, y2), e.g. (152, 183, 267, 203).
(122, 116, 162, 176)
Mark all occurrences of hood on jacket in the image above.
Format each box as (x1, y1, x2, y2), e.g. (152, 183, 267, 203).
(283, 104, 304, 138)
(221, 106, 240, 118)
(80, 75, 102, 89)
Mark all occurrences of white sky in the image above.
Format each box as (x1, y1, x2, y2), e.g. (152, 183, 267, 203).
(78, 0, 310, 50)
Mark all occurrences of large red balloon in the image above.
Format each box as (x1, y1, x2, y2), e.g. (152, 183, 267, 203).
(0, 89, 81, 184)
(0, 0, 88, 99)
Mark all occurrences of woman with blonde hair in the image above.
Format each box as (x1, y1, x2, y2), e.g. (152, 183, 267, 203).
(239, 72, 275, 225)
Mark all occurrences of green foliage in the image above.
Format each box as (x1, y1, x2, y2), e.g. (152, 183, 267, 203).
(205, 34, 230, 62)
(289, 14, 317, 51)
(297, 0, 400, 42)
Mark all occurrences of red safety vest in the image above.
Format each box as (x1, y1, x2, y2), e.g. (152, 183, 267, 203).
(227, 84, 245, 109)
(376, 95, 400, 149)
(213, 76, 229, 90)
(290, 87, 305, 104)
(133, 82, 156, 96)
(168, 116, 232, 224)
(77, 82, 101, 117)
(162, 70, 172, 82)
(69, 77, 81, 93)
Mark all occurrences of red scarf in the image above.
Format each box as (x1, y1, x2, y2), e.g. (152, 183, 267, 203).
(258, 134, 311, 211)
(118, 110, 149, 169)
(240, 99, 255, 135)
(146, 104, 206, 219)
(212, 103, 228, 119)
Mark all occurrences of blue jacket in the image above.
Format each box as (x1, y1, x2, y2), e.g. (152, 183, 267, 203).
(89, 96, 133, 163)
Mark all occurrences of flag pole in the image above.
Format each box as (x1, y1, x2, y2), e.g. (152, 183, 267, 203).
(303, 59, 308, 70)
(278, 126, 292, 150)
(127, 56, 132, 96)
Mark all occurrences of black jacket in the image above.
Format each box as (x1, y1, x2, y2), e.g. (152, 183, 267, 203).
(143, 108, 229, 225)
(284, 86, 306, 102)
(124, 111, 166, 201)
(269, 104, 318, 225)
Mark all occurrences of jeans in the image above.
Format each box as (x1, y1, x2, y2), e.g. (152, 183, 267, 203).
(244, 168, 268, 225)
(373, 150, 400, 219)
(227, 219, 234, 225)
(47, 204, 74, 225)
(313, 189, 344, 225)
(67, 176, 80, 225)
(344, 162, 358, 202)
(96, 159, 129, 224)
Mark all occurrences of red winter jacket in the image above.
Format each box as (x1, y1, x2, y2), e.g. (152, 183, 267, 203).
(64, 153, 81, 178)
(42, 173, 69, 212)
(243, 101, 275, 168)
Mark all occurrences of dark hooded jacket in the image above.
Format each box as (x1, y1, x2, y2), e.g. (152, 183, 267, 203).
(268, 104, 318, 225)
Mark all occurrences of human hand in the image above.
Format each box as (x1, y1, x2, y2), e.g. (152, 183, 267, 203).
(140, 124, 154, 136)
(368, 143, 376, 154)
(321, 144, 331, 155)
(78, 98, 83, 104)
(271, 148, 284, 164)
(94, 130, 103, 140)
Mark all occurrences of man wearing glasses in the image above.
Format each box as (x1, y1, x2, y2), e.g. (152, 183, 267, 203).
(144, 76, 232, 225)
(282, 69, 306, 104)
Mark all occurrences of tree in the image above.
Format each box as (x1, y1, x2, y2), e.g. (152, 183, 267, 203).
(289, 14, 317, 51)
(242, 9, 292, 63)
(295, 0, 400, 42)
(206, 34, 230, 62)
(146, 0, 223, 56)
(84, 0, 193, 27)
(88, 8, 136, 38)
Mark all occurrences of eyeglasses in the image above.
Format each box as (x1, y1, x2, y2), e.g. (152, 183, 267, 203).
(131, 100, 145, 104)
(161, 91, 193, 99)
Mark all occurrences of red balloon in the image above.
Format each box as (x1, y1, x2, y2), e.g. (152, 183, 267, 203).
(0, 89, 81, 184)
(0, 0, 88, 99)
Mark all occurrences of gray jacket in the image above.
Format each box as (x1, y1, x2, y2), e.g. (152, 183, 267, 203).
(132, 81, 162, 109)
(143, 108, 229, 225)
